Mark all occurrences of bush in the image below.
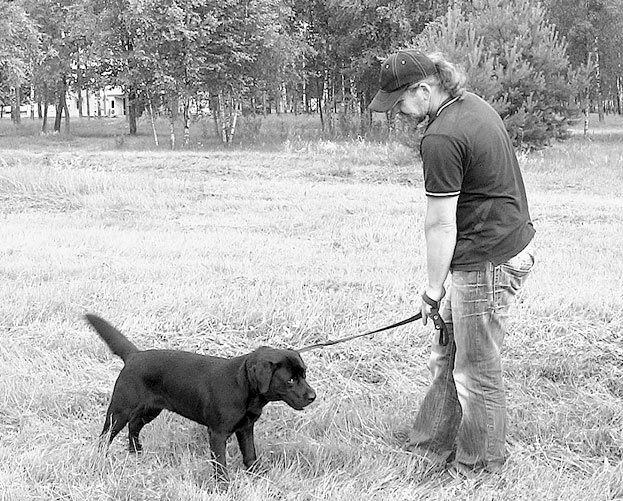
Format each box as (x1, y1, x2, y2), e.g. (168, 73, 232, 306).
(414, 0, 587, 149)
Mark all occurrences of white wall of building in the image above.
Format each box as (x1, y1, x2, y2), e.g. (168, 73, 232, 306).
(1, 87, 127, 119)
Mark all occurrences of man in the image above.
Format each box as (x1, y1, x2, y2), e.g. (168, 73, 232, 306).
(369, 49, 535, 475)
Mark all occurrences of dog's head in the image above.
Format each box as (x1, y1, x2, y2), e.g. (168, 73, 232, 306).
(246, 346, 316, 410)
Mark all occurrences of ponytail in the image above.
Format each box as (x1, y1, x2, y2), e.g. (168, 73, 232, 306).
(424, 52, 467, 98)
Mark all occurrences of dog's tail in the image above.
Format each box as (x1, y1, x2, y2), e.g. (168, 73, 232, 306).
(85, 314, 140, 362)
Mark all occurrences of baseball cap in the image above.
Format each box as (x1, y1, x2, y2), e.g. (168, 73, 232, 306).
(369, 50, 437, 112)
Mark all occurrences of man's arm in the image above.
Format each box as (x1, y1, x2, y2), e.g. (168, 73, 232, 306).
(422, 194, 458, 324)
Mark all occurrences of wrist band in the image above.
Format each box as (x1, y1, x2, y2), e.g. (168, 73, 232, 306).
(421, 287, 449, 346)
(421, 286, 446, 310)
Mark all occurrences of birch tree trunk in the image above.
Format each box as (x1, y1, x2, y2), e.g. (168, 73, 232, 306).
(54, 105, 62, 132)
(617, 76, 622, 115)
(147, 91, 159, 146)
(11, 86, 21, 125)
(228, 99, 240, 145)
(168, 93, 179, 149)
(169, 116, 176, 150)
(583, 49, 592, 138)
(41, 84, 49, 133)
(317, 79, 324, 132)
(593, 36, 605, 123)
(78, 89, 83, 118)
(218, 90, 228, 144)
(208, 92, 219, 139)
(128, 88, 138, 135)
(183, 99, 190, 147)
(324, 71, 334, 136)
(30, 86, 35, 120)
(63, 88, 70, 134)
(209, 91, 241, 145)
(42, 103, 49, 133)
(54, 77, 70, 133)
(583, 88, 590, 138)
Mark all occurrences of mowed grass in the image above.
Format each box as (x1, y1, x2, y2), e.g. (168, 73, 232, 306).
(0, 114, 622, 500)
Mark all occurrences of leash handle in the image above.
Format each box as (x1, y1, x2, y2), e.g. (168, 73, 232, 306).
(422, 290, 449, 346)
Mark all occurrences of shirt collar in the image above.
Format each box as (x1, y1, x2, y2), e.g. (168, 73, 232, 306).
(425, 93, 462, 129)
(435, 95, 461, 117)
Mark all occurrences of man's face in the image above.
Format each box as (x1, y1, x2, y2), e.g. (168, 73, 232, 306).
(394, 84, 430, 121)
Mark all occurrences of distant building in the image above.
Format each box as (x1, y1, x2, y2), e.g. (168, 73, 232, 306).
(73, 87, 128, 118)
(1, 87, 128, 119)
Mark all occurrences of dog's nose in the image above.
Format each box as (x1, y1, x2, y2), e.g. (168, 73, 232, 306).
(306, 389, 316, 403)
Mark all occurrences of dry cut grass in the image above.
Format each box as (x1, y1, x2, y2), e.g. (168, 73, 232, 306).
(0, 115, 622, 500)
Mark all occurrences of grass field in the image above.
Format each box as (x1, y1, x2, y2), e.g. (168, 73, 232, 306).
(0, 114, 622, 500)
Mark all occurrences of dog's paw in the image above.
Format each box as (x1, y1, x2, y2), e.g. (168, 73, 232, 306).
(245, 458, 268, 477)
(214, 475, 229, 491)
(128, 440, 143, 454)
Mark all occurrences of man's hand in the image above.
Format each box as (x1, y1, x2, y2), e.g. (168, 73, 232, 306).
(421, 286, 445, 326)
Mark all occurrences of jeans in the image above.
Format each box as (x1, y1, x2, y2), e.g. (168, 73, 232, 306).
(406, 242, 535, 470)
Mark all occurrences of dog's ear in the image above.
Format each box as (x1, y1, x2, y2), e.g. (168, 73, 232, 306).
(248, 360, 274, 394)
(246, 348, 277, 394)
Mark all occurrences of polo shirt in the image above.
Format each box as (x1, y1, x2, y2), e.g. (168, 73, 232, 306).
(421, 91, 535, 270)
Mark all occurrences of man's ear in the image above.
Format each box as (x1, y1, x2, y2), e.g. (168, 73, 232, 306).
(417, 82, 433, 98)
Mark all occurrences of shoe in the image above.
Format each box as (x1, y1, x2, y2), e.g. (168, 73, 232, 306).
(391, 425, 456, 468)
(393, 426, 411, 444)
(445, 461, 503, 486)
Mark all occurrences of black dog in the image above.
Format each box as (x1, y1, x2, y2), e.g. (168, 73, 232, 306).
(85, 313, 316, 481)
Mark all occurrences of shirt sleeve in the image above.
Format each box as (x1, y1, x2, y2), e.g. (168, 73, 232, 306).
(421, 133, 464, 197)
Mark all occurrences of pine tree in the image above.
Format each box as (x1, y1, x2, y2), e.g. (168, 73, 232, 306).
(414, 0, 587, 148)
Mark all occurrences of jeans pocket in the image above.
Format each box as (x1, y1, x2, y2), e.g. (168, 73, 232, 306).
(503, 244, 535, 277)
(494, 245, 535, 309)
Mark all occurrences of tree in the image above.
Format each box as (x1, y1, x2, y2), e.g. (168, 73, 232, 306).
(92, 0, 296, 146)
(128, 0, 216, 147)
(23, 0, 88, 133)
(0, 2, 39, 124)
(545, 0, 623, 118)
(249, 1, 310, 116)
(202, 0, 292, 145)
(292, 0, 447, 137)
(93, 0, 149, 135)
(65, 0, 99, 119)
(414, 0, 587, 148)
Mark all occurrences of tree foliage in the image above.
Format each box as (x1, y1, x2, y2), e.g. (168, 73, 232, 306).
(0, 1, 39, 122)
(291, 0, 444, 135)
(414, 0, 587, 147)
(544, 0, 623, 115)
(0, 0, 613, 147)
(0, 2, 38, 87)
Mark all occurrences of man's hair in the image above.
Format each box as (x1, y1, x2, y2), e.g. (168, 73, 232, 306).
(421, 52, 467, 98)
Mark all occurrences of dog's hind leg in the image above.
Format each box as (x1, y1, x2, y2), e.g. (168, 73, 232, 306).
(99, 407, 129, 448)
(127, 409, 161, 453)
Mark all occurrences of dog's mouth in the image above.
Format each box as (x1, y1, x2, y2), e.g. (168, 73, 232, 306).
(283, 390, 316, 410)
(286, 400, 313, 411)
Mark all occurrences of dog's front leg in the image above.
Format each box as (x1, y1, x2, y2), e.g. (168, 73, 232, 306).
(235, 424, 258, 470)
(208, 430, 229, 484)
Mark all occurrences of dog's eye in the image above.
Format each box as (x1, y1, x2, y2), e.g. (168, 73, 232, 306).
(287, 378, 296, 385)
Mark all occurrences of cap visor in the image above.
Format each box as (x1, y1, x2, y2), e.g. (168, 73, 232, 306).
(368, 88, 405, 112)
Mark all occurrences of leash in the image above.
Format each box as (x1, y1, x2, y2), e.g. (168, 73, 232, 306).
(296, 300, 448, 353)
